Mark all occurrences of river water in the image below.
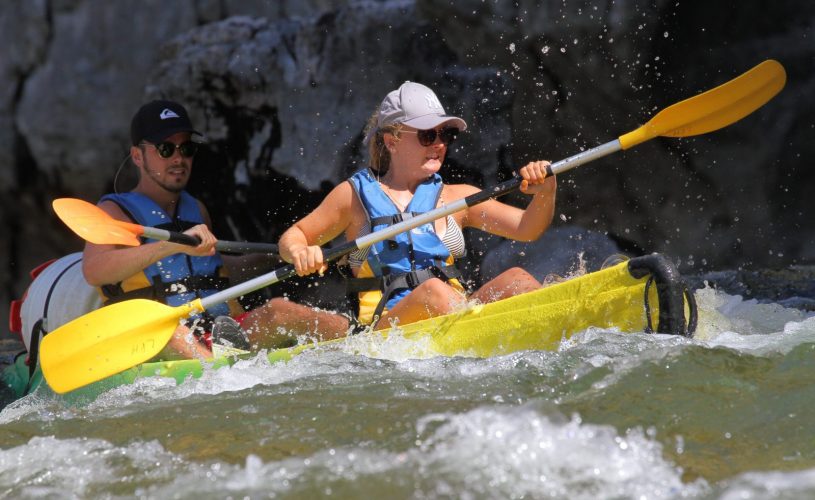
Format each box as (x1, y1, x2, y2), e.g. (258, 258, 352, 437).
(1, 283, 814, 499)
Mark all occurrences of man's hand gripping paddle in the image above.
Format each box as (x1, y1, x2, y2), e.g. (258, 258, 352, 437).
(52, 198, 279, 255)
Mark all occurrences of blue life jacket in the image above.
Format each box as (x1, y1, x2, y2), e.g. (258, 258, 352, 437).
(347, 169, 463, 323)
(98, 191, 231, 317)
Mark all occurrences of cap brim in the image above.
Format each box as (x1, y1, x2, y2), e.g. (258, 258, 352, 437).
(144, 128, 203, 143)
(402, 115, 467, 131)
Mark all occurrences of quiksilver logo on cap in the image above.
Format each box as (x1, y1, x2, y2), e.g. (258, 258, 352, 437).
(159, 109, 180, 120)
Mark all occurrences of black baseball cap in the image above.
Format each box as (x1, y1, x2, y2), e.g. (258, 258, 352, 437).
(130, 100, 202, 146)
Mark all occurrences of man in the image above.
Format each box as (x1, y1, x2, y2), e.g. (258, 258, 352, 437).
(83, 100, 348, 359)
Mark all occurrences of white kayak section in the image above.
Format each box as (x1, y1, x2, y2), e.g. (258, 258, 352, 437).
(19, 253, 101, 352)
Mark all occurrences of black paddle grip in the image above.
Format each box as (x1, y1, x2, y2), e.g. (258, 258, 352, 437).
(464, 177, 523, 207)
(168, 232, 201, 246)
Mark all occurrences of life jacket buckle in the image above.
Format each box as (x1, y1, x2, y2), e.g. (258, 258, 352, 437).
(404, 271, 420, 289)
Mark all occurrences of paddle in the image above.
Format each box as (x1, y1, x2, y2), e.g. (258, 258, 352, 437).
(39, 59, 786, 394)
(52, 198, 279, 255)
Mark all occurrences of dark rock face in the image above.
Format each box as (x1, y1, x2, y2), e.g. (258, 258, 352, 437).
(1, 0, 813, 331)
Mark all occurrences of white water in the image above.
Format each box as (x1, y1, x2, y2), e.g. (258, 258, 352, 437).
(1, 286, 814, 499)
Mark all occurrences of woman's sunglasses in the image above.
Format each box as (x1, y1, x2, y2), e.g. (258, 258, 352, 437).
(141, 141, 199, 159)
(401, 127, 459, 147)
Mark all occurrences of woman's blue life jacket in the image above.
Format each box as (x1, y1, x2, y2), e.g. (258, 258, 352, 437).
(347, 168, 464, 324)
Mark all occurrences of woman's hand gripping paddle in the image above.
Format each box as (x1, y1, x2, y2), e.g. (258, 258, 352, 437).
(39, 60, 786, 394)
(52, 198, 279, 255)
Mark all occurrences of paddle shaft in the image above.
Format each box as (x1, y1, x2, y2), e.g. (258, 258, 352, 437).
(115, 141, 619, 257)
(198, 139, 620, 311)
(140, 226, 278, 254)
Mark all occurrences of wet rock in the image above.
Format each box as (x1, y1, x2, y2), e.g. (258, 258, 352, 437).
(14, 1, 200, 198)
(146, 7, 511, 191)
(0, 0, 49, 189)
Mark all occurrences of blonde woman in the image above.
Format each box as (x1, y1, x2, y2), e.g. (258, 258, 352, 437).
(279, 81, 557, 329)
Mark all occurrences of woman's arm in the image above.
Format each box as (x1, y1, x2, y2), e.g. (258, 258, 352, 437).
(278, 181, 355, 276)
(456, 161, 557, 242)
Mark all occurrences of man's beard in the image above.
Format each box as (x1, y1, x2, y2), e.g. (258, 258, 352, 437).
(142, 161, 189, 193)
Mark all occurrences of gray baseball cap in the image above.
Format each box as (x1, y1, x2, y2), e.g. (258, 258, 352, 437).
(364, 82, 467, 145)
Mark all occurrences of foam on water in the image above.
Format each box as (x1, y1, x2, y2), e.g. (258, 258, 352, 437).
(86, 348, 386, 412)
(339, 324, 438, 362)
(408, 405, 710, 499)
(717, 467, 815, 499)
(4, 284, 815, 498)
(0, 385, 89, 424)
(693, 285, 815, 355)
(0, 436, 181, 497)
(0, 347, 379, 422)
(0, 406, 710, 498)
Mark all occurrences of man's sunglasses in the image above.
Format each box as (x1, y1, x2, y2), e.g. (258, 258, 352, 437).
(401, 127, 459, 147)
(141, 141, 199, 158)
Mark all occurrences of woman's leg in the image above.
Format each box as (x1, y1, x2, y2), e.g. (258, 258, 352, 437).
(374, 277, 466, 328)
(241, 297, 351, 349)
(470, 267, 540, 304)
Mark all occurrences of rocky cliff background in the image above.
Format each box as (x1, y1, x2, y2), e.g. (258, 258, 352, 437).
(1, 0, 812, 333)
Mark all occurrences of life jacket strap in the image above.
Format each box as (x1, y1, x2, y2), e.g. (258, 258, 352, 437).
(370, 213, 421, 251)
(101, 275, 231, 305)
(369, 212, 419, 227)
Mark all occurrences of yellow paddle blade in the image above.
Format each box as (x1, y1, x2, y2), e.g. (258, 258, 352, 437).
(619, 59, 786, 149)
(40, 299, 204, 394)
(53, 198, 144, 246)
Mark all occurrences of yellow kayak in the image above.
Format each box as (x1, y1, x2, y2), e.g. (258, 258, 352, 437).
(3, 253, 695, 402)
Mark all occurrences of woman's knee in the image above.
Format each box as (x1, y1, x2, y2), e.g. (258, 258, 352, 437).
(416, 278, 462, 313)
(505, 266, 535, 279)
(473, 267, 540, 303)
(501, 267, 541, 287)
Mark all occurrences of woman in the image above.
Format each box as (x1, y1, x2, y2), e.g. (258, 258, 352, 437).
(279, 81, 557, 329)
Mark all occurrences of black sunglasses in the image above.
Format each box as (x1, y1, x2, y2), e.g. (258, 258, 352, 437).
(141, 141, 199, 159)
(402, 127, 459, 147)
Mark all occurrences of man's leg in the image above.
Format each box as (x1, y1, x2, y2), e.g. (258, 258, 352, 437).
(241, 297, 351, 349)
(159, 324, 213, 360)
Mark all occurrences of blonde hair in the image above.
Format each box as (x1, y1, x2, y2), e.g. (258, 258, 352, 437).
(364, 110, 404, 176)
